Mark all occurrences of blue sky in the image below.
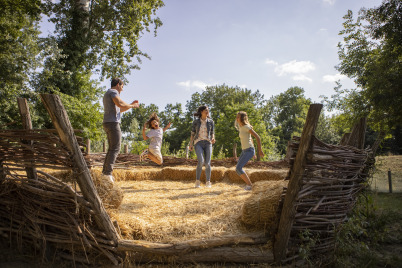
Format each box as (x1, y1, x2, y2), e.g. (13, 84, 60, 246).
(42, 0, 384, 112)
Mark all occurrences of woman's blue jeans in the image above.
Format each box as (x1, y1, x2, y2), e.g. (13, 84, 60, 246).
(194, 140, 212, 182)
(236, 147, 255, 175)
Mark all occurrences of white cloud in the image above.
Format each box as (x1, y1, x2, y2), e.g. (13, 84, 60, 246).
(274, 60, 316, 76)
(322, 0, 336, 5)
(292, 74, 313, 82)
(322, 73, 347, 82)
(177, 80, 208, 91)
(265, 58, 278, 65)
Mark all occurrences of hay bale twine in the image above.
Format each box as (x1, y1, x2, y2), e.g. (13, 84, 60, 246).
(91, 170, 124, 209)
(241, 180, 287, 230)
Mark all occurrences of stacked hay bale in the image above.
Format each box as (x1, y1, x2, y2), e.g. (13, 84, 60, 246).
(241, 180, 288, 233)
(91, 169, 124, 209)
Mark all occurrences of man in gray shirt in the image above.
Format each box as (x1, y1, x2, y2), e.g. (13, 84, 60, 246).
(102, 78, 139, 182)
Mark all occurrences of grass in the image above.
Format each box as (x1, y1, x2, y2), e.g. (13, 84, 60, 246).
(330, 192, 402, 268)
(371, 155, 402, 193)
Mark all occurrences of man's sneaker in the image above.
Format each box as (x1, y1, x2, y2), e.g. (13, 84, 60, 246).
(244, 185, 252, 191)
(140, 149, 149, 161)
(101, 174, 114, 183)
(206, 181, 212, 188)
(195, 180, 201, 188)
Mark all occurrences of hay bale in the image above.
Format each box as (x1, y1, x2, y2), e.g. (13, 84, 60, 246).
(114, 168, 162, 181)
(91, 170, 124, 209)
(241, 180, 288, 231)
(248, 169, 288, 182)
(211, 167, 227, 182)
(225, 168, 244, 183)
(162, 166, 195, 181)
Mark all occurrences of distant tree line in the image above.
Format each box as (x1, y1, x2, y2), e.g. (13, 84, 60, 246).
(0, 0, 400, 156)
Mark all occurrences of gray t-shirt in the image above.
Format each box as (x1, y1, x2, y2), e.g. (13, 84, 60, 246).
(103, 89, 120, 123)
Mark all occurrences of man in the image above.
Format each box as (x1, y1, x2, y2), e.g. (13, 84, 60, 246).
(102, 78, 139, 182)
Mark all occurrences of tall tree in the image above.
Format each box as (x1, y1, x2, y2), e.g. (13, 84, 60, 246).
(0, 0, 42, 128)
(334, 0, 402, 132)
(171, 84, 276, 159)
(265, 87, 312, 154)
(32, 0, 165, 139)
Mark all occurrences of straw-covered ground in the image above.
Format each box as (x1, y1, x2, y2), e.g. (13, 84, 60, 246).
(45, 159, 289, 244)
(56, 163, 290, 243)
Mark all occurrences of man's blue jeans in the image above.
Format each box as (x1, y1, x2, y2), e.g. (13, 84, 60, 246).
(194, 140, 212, 182)
(236, 147, 255, 175)
(102, 122, 122, 175)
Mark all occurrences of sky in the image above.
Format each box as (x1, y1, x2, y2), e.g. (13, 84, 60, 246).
(42, 0, 384, 112)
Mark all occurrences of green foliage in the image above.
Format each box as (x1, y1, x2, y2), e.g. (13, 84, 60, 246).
(333, 0, 402, 131)
(43, 0, 165, 80)
(178, 84, 278, 159)
(265, 87, 311, 154)
(315, 112, 342, 145)
(0, 0, 42, 128)
(331, 192, 402, 267)
(129, 140, 148, 155)
(298, 229, 320, 266)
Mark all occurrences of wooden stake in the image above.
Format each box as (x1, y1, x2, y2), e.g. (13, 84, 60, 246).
(233, 143, 237, 159)
(273, 103, 322, 263)
(17, 98, 38, 180)
(86, 139, 91, 154)
(40, 94, 119, 243)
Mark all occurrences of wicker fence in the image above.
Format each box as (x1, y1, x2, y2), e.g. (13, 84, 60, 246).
(0, 97, 376, 265)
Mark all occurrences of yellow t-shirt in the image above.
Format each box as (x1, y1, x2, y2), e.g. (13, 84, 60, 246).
(239, 124, 254, 150)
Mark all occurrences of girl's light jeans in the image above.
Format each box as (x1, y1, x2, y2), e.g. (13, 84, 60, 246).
(194, 140, 212, 182)
(236, 147, 255, 175)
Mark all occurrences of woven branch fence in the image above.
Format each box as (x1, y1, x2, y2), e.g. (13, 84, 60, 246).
(0, 99, 378, 266)
(0, 129, 122, 265)
(280, 136, 374, 262)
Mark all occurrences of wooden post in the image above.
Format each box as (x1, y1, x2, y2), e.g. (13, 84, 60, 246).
(124, 144, 128, 154)
(17, 98, 38, 180)
(273, 104, 322, 263)
(284, 141, 293, 163)
(0, 160, 4, 180)
(103, 141, 106, 153)
(233, 143, 237, 159)
(86, 139, 91, 154)
(40, 94, 119, 243)
(340, 133, 351, 146)
(388, 169, 393, 193)
(345, 117, 367, 149)
(186, 146, 189, 159)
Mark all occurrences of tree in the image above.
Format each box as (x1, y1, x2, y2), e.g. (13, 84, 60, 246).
(30, 0, 165, 139)
(0, 0, 42, 128)
(265, 87, 312, 154)
(171, 84, 277, 159)
(335, 0, 402, 132)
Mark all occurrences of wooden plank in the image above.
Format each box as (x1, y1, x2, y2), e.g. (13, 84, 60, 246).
(126, 247, 274, 264)
(17, 98, 38, 180)
(273, 103, 322, 263)
(40, 94, 119, 244)
(118, 233, 269, 255)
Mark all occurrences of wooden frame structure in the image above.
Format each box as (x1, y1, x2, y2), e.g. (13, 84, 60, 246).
(0, 96, 375, 265)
